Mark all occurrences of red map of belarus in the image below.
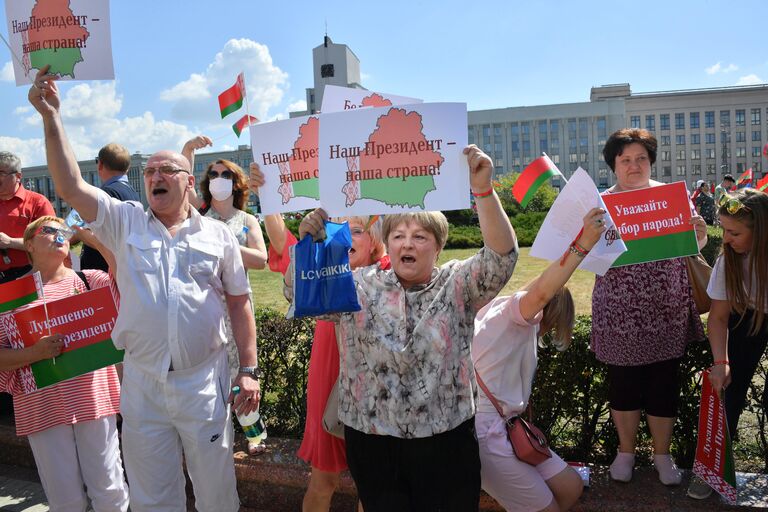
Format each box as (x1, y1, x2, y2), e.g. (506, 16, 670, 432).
(342, 108, 444, 208)
(26, 0, 90, 78)
(277, 117, 320, 204)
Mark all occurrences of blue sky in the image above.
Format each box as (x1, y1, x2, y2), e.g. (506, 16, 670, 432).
(2, 0, 766, 166)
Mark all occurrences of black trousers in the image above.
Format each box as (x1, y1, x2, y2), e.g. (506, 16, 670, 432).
(724, 309, 768, 437)
(345, 418, 481, 512)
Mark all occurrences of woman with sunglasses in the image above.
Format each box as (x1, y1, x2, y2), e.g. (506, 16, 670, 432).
(688, 189, 768, 500)
(592, 128, 707, 487)
(249, 162, 388, 512)
(0, 216, 129, 511)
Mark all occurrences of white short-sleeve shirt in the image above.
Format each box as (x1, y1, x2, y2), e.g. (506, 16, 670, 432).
(89, 191, 251, 380)
(707, 254, 768, 313)
(472, 291, 541, 417)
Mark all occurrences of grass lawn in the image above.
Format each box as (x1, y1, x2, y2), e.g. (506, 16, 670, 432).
(249, 247, 597, 315)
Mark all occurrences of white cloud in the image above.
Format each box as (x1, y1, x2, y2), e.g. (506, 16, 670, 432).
(0, 136, 45, 167)
(736, 74, 764, 86)
(705, 62, 738, 75)
(13, 106, 32, 115)
(1, 61, 14, 82)
(160, 38, 289, 124)
(61, 82, 123, 123)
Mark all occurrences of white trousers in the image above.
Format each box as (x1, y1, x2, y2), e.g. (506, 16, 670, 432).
(120, 347, 240, 512)
(27, 415, 129, 512)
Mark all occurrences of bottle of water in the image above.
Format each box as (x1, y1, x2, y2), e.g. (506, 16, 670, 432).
(65, 208, 85, 228)
(231, 386, 267, 452)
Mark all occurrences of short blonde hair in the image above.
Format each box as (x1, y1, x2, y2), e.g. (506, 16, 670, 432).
(539, 287, 575, 351)
(333, 215, 386, 262)
(23, 216, 66, 262)
(381, 212, 449, 251)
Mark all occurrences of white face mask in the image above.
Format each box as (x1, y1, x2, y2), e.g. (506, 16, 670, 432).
(208, 177, 233, 201)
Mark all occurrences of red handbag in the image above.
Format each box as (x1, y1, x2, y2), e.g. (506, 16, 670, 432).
(476, 372, 552, 466)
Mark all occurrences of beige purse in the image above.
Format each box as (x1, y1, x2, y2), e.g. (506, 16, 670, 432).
(322, 377, 345, 439)
(685, 254, 713, 314)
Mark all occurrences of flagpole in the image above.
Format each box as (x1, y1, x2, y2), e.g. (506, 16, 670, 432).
(542, 151, 567, 184)
(242, 71, 252, 122)
(34, 272, 56, 365)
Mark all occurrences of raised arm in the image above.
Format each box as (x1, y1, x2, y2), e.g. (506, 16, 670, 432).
(519, 208, 606, 321)
(181, 135, 212, 210)
(27, 66, 101, 222)
(249, 162, 289, 255)
(240, 214, 268, 269)
(465, 145, 516, 254)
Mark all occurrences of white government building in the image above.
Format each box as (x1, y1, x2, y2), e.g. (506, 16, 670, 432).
(20, 37, 768, 217)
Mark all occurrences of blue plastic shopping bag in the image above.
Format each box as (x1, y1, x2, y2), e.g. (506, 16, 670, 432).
(288, 221, 361, 318)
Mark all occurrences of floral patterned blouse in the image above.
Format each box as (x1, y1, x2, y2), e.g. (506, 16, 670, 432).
(333, 247, 517, 438)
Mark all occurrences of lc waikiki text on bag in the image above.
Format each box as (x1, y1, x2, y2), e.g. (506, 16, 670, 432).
(288, 221, 361, 318)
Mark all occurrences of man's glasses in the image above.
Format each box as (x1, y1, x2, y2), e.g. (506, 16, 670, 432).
(35, 225, 75, 242)
(0, 170, 18, 178)
(206, 169, 234, 180)
(143, 166, 189, 178)
(718, 194, 750, 215)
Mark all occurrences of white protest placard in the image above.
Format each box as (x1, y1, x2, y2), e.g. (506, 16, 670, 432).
(530, 168, 626, 275)
(250, 114, 321, 215)
(321, 84, 422, 113)
(318, 102, 469, 217)
(4, 0, 114, 86)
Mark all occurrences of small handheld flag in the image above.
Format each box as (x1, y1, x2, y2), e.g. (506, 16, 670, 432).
(0, 272, 43, 314)
(736, 168, 753, 189)
(218, 73, 245, 119)
(512, 154, 562, 208)
(232, 115, 259, 137)
(756, 173, 768, 193)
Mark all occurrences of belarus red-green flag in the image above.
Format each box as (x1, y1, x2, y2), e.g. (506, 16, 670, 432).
(603, 181, 699, 267)
(0, 286, 123, 393)
(736, 168, 753, 188)
(0, 273, 42, 313)
(756, 174, 768, 193)
(218, 73, 245, 119)
(513, 155, 562, 208)
(693, 370, 737, 504)
(232, 114, 259, 137)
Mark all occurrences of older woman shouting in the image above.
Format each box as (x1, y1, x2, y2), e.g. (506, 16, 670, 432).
(0, 216, 129, 511)
(289, 145, 517, 512)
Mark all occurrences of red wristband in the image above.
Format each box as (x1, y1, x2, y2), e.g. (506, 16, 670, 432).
(712, 360, 729, 366)
(472, 188, 494, 198)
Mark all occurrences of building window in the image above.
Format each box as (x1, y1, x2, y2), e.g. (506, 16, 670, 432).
(753, 146, 762, 157)
(735, 131, 746, 142)
(660, 135, 671, 146)
(706, 148, 716, 159)
(675, 113, 685, 130)
(692, 163, 702, 175)
(550, 120, 559, 139)
(690, 112, 700, 129)
(660, 114, 670, 130)
(707, 164, 716, 175)
(569, 154, 577, 163)
(494, 124, 502, 137)
(320, 64, 334, 78)
(597, 118, 607, 138)
(676, 165, 686, 176)
(753, 130, 762, 141)
(580, 152, 588, 162)
(550, 154, 560, 164)
(677, 150, 686, 160)
(540, 140, 548, 152)
(522, 122, 530, 136)
(720, 110, 731, 126)
(522, 141, 531, 153)
(663, 166, 671, 177)
(736, 147, 746, 157)
(483, 143, 491, 153)
(494, 142, 502, 153)
(468, 133, 475, 145)
(752, 108, 761, 125)
(661, 150, 671, 161)
(482, 125, 490, 137)
(676, 135, 685, 145)
(691, 134, 700, 145)
(735, 109, 745, 126)
(705, 111, 715, 128)
(705, 133, 716, 144)
(568, 119, 577, 138)
(691, 149, 701, 160)
(630, 116, 640, 129)
(646, 115, 655, 131)
(737, 163, 744, 173)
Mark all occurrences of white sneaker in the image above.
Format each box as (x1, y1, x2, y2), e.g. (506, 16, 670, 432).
(609, 452, 635, 482)
(687, 476, 714, 499)
(653, 454, 682, 485)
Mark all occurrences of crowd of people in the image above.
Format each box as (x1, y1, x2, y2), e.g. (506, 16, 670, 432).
(0, 66, 765, 512)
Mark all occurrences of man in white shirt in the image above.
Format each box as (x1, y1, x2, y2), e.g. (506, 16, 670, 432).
(28, 67, 259, 512)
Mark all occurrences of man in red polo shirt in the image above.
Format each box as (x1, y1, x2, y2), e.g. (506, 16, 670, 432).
(0, 151, 55, 284)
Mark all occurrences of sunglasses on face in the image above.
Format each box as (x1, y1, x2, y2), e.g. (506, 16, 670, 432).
(206, 169, 234, 180)
(718, 194, 750, 215)
(142, 166, 189, 178)
(35, 225, 75, 241)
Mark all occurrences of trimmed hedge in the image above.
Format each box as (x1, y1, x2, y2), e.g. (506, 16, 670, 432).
(256, 308, 767, 470)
